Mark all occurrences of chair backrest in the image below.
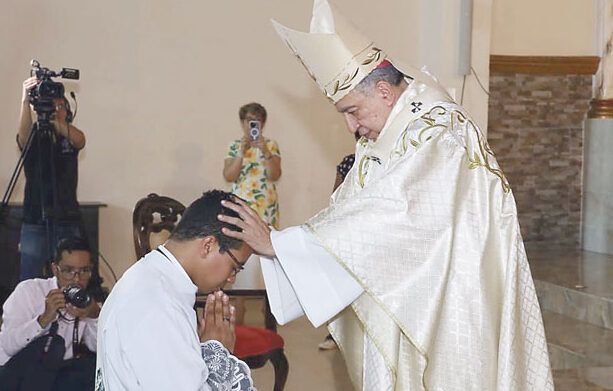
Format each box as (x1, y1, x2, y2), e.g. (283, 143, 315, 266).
(132, 193, 185, 259)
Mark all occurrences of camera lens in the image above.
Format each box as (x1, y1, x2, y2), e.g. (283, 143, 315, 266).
(63, 286, 92, 308)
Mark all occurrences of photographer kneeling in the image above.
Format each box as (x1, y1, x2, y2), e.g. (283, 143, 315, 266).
(17, 76, 86, 281)
(0, 237, 104, 391)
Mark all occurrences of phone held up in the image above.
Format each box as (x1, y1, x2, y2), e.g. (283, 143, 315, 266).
(249, 120, 261, 141)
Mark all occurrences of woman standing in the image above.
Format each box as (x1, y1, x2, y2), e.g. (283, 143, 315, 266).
(223, 103, 281, 322)
(223, 102, 281, 228)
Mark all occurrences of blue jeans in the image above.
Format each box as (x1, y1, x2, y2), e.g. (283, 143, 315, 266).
(19, 222, 82, 281)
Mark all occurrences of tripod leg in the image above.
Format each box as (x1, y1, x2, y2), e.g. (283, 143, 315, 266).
(0, 123, 38, 224)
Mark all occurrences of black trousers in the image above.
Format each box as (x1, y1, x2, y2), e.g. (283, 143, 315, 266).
(0, 334, 95, 391)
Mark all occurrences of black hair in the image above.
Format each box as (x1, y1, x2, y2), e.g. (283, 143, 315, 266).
(54, 237, 90, 262)
(169, 190, 243, 251)
(53, 236, 108, 302)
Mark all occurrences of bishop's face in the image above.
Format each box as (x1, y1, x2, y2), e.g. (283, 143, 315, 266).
(334, 88, 392, 141)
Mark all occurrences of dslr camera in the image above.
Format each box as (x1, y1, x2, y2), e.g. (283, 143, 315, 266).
(28, 59, 79, 121)
(63, 285, 92, 308)
(249, 120, 261, 141)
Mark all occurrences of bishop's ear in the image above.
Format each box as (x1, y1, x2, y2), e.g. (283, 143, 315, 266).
(375, 80, 395, 106)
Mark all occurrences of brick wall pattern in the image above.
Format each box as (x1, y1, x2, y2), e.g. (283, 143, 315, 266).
(487, 73, 592, 247)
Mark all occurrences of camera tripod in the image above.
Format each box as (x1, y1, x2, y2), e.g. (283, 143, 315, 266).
(1, 60, 82, 261)
(1, 114, 65, 278)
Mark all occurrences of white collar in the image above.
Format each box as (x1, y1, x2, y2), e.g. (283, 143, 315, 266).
(157, 244, 198, 295)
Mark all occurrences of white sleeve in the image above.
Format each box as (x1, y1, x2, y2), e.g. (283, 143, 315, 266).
(0, 281, 50, 363)
(82, 316, 98, 353)
(260, 226, 363, 328)
(120, 308, 210, 391)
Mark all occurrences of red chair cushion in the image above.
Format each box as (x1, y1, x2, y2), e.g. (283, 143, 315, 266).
(233, 325, 284, 358)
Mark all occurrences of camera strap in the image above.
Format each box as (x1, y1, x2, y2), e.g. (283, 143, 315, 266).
(43, 321, 59, 353)
(72, 317, 80, 359)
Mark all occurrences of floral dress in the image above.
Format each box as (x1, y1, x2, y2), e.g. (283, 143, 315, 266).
(226, 138, 280, 228)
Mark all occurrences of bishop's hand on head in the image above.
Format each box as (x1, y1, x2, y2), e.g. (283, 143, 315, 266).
(218, 197, 275, 258)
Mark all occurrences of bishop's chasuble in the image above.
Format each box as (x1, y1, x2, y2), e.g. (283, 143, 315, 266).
(260, 79, 553, 391)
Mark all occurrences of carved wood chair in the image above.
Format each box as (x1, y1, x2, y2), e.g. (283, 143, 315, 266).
(133, 193, 185, 258)
(132, 193, 288, 391)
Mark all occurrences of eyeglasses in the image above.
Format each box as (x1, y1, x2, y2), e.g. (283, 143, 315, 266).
(55, 104, 66, 111)
(222, 247, 244, 276)
(55, 264, 93, 279)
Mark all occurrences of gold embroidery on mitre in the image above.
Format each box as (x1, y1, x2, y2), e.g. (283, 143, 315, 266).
(361, 47, 383, 66)
(293, 53, 318, 84)
(324, 47, 385, 101)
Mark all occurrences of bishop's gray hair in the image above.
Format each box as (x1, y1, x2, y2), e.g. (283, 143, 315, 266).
(354, 64, 405, 95)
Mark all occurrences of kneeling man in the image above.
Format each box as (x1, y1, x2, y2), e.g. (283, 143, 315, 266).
(95, 190, 256, 391)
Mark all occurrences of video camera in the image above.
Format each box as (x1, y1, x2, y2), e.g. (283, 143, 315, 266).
(28, 59, 79, 121)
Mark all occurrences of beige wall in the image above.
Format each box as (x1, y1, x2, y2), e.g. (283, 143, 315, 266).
(491, 0, 596, 55)
(1, 0, 492, 288)
(336, 0, 493, 133)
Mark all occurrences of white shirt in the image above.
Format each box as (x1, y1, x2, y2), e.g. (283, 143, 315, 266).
(0, 277, 98, 365)
(96, 246, 254, 391)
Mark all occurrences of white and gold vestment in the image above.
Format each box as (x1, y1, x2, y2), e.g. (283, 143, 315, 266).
(262, 80, 553, 390)
(261, 1, 553, 389)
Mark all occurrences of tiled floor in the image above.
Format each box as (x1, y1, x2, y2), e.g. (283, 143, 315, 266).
(528, 246, 613, 300)
(527, 246, 613, 391)
(242, 300, 353, 390)
(553, 368, 613, 391)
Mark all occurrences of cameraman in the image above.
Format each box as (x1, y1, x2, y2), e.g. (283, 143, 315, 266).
(0, 237, 103, 391)
(17, 76, 86, 281)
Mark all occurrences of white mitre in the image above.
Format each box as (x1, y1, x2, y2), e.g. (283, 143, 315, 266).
(271, 0, 436, 103)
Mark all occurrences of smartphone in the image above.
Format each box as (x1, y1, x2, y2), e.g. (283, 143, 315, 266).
(249, 120, 261, 141)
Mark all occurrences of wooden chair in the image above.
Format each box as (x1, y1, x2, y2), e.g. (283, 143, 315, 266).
(132, 193, 289, 391)
(133, 193, 185, 258)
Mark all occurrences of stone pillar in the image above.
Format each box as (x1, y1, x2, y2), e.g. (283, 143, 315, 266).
(582, 0, 613, 254)
(593, 0, 613, 101)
